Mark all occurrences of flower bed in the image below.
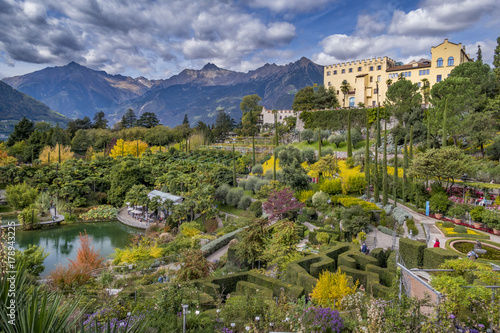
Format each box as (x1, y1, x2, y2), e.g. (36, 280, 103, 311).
(435, 222, 490, 240)
(80, 205, 118, 222)
(429, 213, 498, 236)
(451, 241, 500, 261)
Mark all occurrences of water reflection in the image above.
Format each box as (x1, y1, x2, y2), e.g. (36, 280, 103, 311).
(15, 221, 143, 277)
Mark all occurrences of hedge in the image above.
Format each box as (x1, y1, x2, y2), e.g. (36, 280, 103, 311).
(200, 228, 245, 256)
(236, 281, 273, 298)
(365, 264, 394, 287)
(399, 238, 426, 269)
(435, 222, 490, 240)
(377, 225, 395, 236)
(336, 197, 382, 212)
(444, 238, 500, 265)
(423, 248, 459, 269)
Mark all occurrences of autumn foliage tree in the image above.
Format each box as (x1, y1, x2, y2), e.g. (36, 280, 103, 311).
(310, 269, 359, 309)
(39, 144, 74, 164)
(49, 232, 104, 289)
(263, 187, 304, 220)
(176, 249, 213, 281)
(109, 138, 148, 158)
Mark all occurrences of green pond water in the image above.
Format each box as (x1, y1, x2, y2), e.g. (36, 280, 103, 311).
(15, 221, 143, 277)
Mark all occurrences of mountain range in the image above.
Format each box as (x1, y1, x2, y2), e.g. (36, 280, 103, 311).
(2, 58, 324, 127)
(0, 81, 70, 137)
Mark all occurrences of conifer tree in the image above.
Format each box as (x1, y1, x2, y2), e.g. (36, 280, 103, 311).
(347, 110, 352, 157)
(409, 125, 414, 160)
(382, 121, 388, 206)
(374, 107, 380, 203)
(442, 98, 448, 147)
(393, 135, 398, 207)
(427, 112, 431, 150)
(365, 114, 370, 199)
(318, 128, 322, 159)
(403, 136, 408, 203)
(232, 144, 236, 187)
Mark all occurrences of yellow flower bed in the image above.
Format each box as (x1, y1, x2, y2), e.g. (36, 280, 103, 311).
(386, 166, 404, 178)
(444, 227, 480, 236)
(262, 156, 281, 175)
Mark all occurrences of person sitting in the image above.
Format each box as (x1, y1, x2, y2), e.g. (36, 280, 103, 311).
(158, 275, 163, 283)
(361, 242, 369, 255)
(467, 250, 478, 260)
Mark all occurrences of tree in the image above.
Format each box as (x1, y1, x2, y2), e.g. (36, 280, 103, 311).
(346, 110, 352, 157)
(66, 117, 92, 138)
(477, 44, 482, 62)
(7, 117, 34, 146)
(420, 78, 430, 106)
(292, 85, 338, 110)
(301, 129, 314, 143)
(6, 182, 38, 210)
(109, 139, 148, 158)
(292, 86, 315, 110)
(310, 269, 359, 309)
(262, 187, 304, 220)
(340, 80, 351, 108)
(409, 146, 476, 188)
(213, 107, 235, 142)
(385, 79, 422, 126)
(136, 112, 159, 128)
(121, 109, 137, 129)
(311, 154, 339, 179)
(39, 144, 74, 164)
(236, 218, 269, 268)
(341, 205, 370, 235)
(14, 245, 49, 277)
(494, 36, 500, 82)
(176, 249, 213, 281)
(182, 114, 190, 126)
(92, 111, 108, 129)
(262, 219, 301, 274)
(278, 145, 309, 190)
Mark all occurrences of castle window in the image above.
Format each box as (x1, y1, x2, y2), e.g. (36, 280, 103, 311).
(370, 76, 373, 82)
(407, 71, 411, 77)
(437, 75, 442, 82)
(334, 70, 337, 75)
(328, 82, 331, 86)
(349, 68, 353, 73)
(418, 82, 421, 87)
(377, 65, 381, 70)
(448, 57, 454, 66)
(358, 67, 362, 71)
(369, 66, 374, 71)
(437, 58, 443, 67)
(327, 71, 331, 76)
(342, 69, 345, 74)
(377, 75, 381, 81)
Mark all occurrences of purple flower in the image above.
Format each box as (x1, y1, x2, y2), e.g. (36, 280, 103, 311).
(449, 314, 455, 319)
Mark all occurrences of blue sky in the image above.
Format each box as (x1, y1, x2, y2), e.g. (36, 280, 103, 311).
(0, 0, 499, 80)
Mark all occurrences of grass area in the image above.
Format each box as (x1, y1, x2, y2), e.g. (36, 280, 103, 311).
(445, 238, 500, 264)
(291, 139, 376, 152)
(453, 241, 500, 260)
(215, 202, 254, 218)
(0, 205, 13, 213)
(436, 222, 490, 240)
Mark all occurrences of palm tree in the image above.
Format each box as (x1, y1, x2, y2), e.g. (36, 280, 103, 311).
(340, 80, 351, 108)
(421, 78, 430, 107)
(386, 79, 393, 87)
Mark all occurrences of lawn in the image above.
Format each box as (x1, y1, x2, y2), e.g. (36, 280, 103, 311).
(215, 202, 254, 218)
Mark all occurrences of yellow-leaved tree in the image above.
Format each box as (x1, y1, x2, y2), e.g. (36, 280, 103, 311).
(109, 139, 148, 158)
(310, 269, 359, 309)
(0, 143, 17, 166)
(39, 144, 74, 164)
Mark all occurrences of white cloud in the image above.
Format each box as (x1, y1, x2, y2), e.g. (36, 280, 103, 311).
(245, 0, 335, 13)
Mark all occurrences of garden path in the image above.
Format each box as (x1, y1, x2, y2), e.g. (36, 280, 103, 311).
(207, 244, 230, 263)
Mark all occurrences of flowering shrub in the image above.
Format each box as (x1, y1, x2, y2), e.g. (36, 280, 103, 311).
(302, 306, 344, 333)
(83, 309, 146, 332)
(80, 205, 118, 221)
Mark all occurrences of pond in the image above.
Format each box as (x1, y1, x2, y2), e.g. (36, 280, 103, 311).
(15, 221, 143, 277)
(452, 241, 500, 261)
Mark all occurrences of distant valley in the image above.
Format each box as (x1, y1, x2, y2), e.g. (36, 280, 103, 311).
(2, 58, 323, 127)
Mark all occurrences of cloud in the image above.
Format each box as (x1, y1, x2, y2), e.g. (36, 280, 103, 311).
(316, 0, 500, 65)
(0, 0, 297, 77)
(245, 0, 335, 13)
(388, 0, 500, 36)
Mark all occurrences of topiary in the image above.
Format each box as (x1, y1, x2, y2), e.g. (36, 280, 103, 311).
(452, 225, 467, 234)
(442, 221, 455, 228)
(303, 207, 317, 220)
(249, 200, 263, 218)
(237, 195, 252, 210)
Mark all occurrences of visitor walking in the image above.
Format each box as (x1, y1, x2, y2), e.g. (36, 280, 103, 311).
(433, 238, 440, 248)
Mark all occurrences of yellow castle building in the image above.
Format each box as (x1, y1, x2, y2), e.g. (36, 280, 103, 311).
(324, 39, 472, 108)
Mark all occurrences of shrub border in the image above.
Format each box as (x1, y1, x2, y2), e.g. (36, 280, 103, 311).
(435, 222, 490, 240)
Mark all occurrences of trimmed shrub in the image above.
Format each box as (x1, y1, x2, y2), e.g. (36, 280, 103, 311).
(399, 238, 426, 269)
(341, 174, 366, 195)
(423, 248, 459, 269)
(226, 188, 245, 207)
(429, 193, 450, 214)
(392, 206, 412, 225)
(254, 179, 268, 193)
(249, 200, 262, 218)
(302, 147, 317, 164)
(312, 191, 329, 209)
(238, 180, 247, 189)
(297, 214, 307, 223)
(251, 164, 263, 176)
(319, 179, 342, 195)
(377, 225, 394, 236)
(245, 177, 259, 193)
(303, 207, 318, 221)
(316, 232, 330, 245)
(470, 206, 485, 222)
(442, 221, 455, 228)
(200, 228, 244, 256)
(215, 184, 231, 203)
(453, 225, 467, 234)
(237, 195, 252, 210)
(406, 218, 418, 236)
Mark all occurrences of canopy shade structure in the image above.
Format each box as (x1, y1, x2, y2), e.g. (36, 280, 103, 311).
(148, 190, 183, 205)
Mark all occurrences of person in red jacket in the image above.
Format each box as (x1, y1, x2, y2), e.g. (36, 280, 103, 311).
(433, 238, 440, 248)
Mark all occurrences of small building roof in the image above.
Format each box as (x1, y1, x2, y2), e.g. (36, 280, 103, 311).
(148, 190, 183, 203)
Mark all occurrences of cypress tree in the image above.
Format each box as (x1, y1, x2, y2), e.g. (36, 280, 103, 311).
(274, 110, 278, 147)
(136, 139, 139, 157)
(442, 98, 448, 147)
(393, 135, 398, 207)
(58, 143, 61, 164)
(409, 125, 414, 160)
(318, 128, 322, 159)
(232, 144, 236, 187)
(382, 121, 388, 206)
(427, 112, 431, 150)
(273, 147, 277, 181)
(403, 136, 408, 203)
(347, 110, 352, 158)
(252, 134, 255, 166)
(365, 113, 370, 198)
(374, 107, 380, 203)
(48, 151, 50, 164)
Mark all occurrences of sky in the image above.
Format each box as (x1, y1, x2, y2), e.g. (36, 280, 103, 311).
(0, 0, 499, 80)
